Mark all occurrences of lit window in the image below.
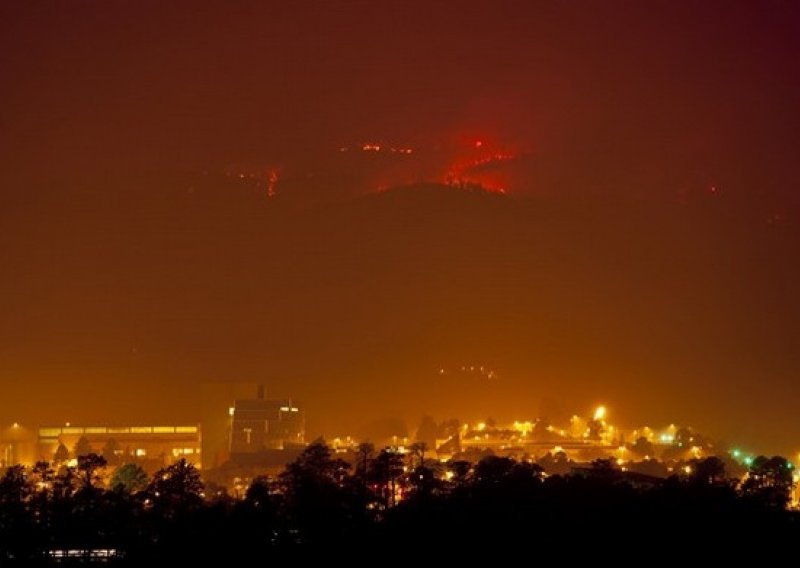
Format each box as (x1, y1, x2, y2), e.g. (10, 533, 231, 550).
(135, 449, 146, 457)
(39, 428, 61, 437)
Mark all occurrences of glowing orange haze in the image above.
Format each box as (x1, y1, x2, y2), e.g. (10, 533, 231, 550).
(1, 1, 799, 456)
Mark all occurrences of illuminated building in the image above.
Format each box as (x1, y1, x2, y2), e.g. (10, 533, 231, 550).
(0, 440, 16, 467)
(1, 423, 35, 467)
(229, 385, 305, 454)
(37, 425, 202, 471)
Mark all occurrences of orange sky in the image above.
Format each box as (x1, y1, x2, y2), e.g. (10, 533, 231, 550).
(1, 1, 799, 454)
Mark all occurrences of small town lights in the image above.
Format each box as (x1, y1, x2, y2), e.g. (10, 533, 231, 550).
(513, 421, 534, 435)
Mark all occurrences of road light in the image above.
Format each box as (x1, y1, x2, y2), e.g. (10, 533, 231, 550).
(593, 406, 606, 421)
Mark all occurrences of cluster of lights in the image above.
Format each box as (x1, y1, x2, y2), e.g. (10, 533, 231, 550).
(222, 135, 519, 200)
(224, 168, 281, 197)
(438, 365, 498, 380)
(331, 436, 356, 453)
(452, 406, 741, 464)
(338, 143, 414, 154)
(443, 150, 518, 195)
(450, 152, 517, 172)
(513, 421, 535, 436)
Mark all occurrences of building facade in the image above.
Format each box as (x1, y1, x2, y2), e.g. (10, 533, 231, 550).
(229, 387, 305, 454)
(37, 424, 202, 471)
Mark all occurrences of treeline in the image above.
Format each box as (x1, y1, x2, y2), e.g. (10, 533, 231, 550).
(0, 443, 797, 563)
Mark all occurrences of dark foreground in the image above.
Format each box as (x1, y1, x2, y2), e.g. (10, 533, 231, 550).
(1, 445, 797, 563)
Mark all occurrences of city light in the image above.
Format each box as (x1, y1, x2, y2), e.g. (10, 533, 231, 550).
(593, 406, 607, 421)
(2, 0, 799, 557)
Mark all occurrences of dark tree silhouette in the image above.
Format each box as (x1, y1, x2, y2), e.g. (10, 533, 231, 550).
(52, 465, 78, 502)
(509, 461, 545, 483)
(474, 455, 516, 485)
(537, 450, 572, 475)
(53, 443, 70, 464)
(0, 465, 31, 505)
(629, 436, 656, 458)
(689, 456, 728, 486)
(279, 440, 352, 544)
(148, 458, 204, 516)
(0, 465, 35, 561)
(587, 418, 604, 441)
(1, 448, 800, 561)
(354, 441, 375, 481)
(586, 458, 622, 483)
(281, 440, 350, 486)
(673, 426, 698, 448)
(77, 453, 107, 492)
(74, 436, 93, 458)
(407, 463, 441, 499)
(234, 475, 280, 556)
(447, 459, 472, 485)
(244, 475, 273, 509)
(741, 455, 795, 508)
(102, 438, 121, 466)
(110, 463, 148, 494)
(627, 458, 669, 478)
(31, 461, 55, 490)
(372, 448, 404, 507)
(409, 442, 427, 469)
